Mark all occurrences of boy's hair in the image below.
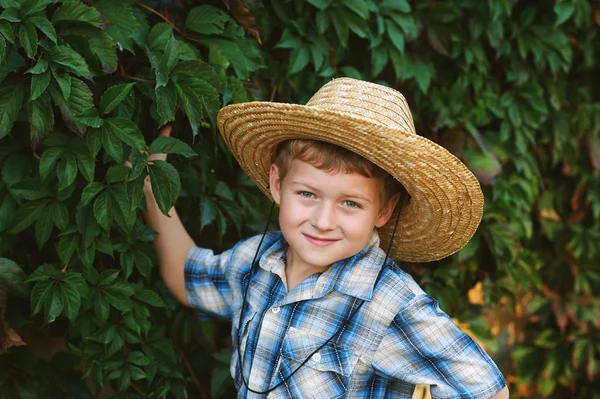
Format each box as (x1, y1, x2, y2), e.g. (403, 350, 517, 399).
(273, 139, 404, 204)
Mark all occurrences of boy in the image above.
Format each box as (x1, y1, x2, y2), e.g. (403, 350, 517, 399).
(145, 78, 509, 398)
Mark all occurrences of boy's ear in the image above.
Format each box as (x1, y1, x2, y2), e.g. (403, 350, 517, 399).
(269, 164, 282, 205)
(375, 193, 401, 228)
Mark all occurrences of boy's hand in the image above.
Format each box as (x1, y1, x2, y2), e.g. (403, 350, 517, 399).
(147, 125, 172, 163)
(135, 125, 194, 307)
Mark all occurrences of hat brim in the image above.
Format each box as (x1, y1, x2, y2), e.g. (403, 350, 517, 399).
(217, 102, 483, 263)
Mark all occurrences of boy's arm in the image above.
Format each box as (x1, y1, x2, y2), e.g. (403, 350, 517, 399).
(371, 294, 507, 399)
(144, 186, 194, 306)
(490, 386, 510, 399)
(142, 127, 194, 306)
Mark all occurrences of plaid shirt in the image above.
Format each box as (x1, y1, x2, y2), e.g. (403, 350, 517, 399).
(185, 231, 506, 399)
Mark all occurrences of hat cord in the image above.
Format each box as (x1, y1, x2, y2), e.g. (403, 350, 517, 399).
(237, 201, 403, 395)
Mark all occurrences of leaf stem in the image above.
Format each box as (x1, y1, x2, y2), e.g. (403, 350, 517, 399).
(61, 259, 70, 274)
(135, 2, 184, 35)
(126, 76, 156, 84)
(183, 354, 207, 399)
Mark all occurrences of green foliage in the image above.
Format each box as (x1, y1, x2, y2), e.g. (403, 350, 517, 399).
(0, 0, 599, 398)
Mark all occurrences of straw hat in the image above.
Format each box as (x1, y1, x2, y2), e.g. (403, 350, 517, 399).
(216, 78, 483, 263)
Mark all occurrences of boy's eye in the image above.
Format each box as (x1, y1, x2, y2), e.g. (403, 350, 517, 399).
(342, 200, 360, 209)
(298, 191, 315, 198)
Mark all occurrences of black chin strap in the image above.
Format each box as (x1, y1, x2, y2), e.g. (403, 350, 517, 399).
(237, 200, 404, 395)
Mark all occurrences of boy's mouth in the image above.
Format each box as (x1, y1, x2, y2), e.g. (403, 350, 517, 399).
(303, 234, 339, 247)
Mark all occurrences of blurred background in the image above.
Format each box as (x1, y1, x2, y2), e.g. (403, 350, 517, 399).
(0, 0, 599, 398)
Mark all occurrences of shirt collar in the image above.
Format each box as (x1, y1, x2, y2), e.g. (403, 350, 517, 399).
(257, 231, 386, 302)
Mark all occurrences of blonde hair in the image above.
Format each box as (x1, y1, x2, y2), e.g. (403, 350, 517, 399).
(273, 139, 404, 203)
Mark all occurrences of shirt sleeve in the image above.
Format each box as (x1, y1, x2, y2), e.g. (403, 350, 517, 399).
(184, 245, 236, 319)
(372, 294, 507, 399)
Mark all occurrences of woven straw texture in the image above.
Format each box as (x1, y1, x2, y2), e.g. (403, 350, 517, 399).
(217, 78, 484, 262)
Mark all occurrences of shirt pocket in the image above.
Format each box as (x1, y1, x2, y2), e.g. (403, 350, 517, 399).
(279, 326, 359, 398)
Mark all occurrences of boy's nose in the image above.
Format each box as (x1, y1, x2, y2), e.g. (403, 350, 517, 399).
(311, 203, 336, 231)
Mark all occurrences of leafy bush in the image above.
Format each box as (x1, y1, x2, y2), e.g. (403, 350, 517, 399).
(0, 0, 599, 398)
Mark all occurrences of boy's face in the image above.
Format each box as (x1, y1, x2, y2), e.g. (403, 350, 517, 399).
(269, 159, 398, 273)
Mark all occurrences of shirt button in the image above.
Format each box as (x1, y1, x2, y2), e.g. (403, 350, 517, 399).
(312, 352, 321, 362)
(271, 307, 280, 314)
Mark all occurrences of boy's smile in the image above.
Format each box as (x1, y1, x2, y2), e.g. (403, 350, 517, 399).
(269, 159, 398, 289)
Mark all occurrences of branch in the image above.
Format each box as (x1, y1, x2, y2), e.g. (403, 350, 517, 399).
(135, 2, 183, 35)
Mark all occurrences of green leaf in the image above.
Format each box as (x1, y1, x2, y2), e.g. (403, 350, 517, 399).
(288, 44, 310, 75)
(20, 0, 53, 17)
(275, 28, 300, 49)
(103, 281, 133, 311)
(30, 69, 51, 100)
(128, 351, 152, 366)
(52, 70, 71, 100)
(101, 123, 123, 162)
(306, 0, 330, 9)
(149, 136, 196, 158)
(0, 79, 24, 138)
(0, 8, 20, 23)
(19, 22, 37, 58)
(93, 191, 112, 230)
(50, 44, 91, 78)
(155, 81, 177, 125)
(106, 165, 130, 184)
(331, 12, 349, 48)
(0, 257, 29, 297)
(172, 59, 221, 89)
(381, 0, 410, 13)
(385, 20, 405, 53)
(10, 199, 49, 233)
(89, 29, 117, 73)
(148, 22, 172, 50)
(464, 149, 502, 185)
(27, 92, 54, 136)
(76, 151, 95, 182)
(57, 234, 80, 264)
(371, 45, 388, 76)
(81, 182, 104, 206)
(68, 78, 93, 115)
(315, 11, 330, 34)
(28, 16, 57, 44)
(31, 279, 62, 322)
(56, 152, 78, 189)
(50, 201, 69, 229)
(200, 196, 218, 230)
(94, 0, 138, 54)
(52, 0, 102, 27)
(148, 160, 180, 215)
(0, 195, 17, 234)
(61, 272, 86, 320)
(76, 114, 103, 128)
(35, 210, 53, 247)
(0, 20, 15, 43)
(175, 78, 220, 136)
(27, 58, 48, 74)
(156, 35, 178, 88)
(9, 178, 50, 200)
(39, 146, 63, 180)
(103, 117, 146, 150)
(100, 83, 135, 114)
(0, 34, 6, 62)
(342, 0, 369, 19)
(185, 5, 229, 35)
(26, 263, 59, 283)
(135, 289, 165, 307)
(554, 2, 574, 26)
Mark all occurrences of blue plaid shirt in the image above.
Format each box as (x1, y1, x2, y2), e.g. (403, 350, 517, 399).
(185, 231, 506, 399)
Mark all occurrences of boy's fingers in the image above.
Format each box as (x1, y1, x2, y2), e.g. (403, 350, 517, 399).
(148, 125, 172, 162)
